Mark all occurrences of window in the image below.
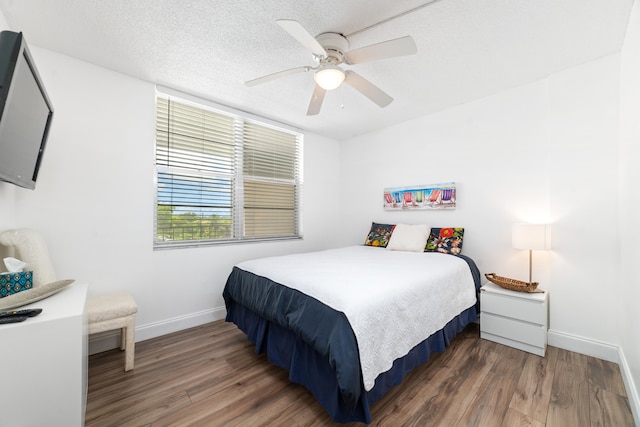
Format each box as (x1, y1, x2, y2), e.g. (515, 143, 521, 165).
(154, 91, 303, 248)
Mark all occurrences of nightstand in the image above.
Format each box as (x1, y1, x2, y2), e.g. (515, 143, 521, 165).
(480, 282, 548, 356)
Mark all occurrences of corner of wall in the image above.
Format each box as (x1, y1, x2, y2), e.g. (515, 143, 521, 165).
(0, 7, 11, 31)
(619, 346, 640, 426)
(549, 329, 640, 425)
(618, 0, 640, 424)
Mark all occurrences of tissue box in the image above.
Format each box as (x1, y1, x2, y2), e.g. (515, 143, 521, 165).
(0, 271, 33, 298)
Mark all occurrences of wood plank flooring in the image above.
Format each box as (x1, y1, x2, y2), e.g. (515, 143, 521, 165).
(86, 321, 635, 426)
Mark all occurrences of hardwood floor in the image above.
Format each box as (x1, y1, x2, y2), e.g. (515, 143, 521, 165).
(86, 321, 635, 427)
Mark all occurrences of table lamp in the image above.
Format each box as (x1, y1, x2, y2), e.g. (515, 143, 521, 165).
(512, 223, 550, 284)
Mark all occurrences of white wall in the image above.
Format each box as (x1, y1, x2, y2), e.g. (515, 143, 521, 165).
(337, 80, 552, 286)
(339, 55, 621, 356)
(0, 34, 341, 340)
(619, 0, 640, 420)
(547, 55, 621, 350)
(0, 183, 15, 232)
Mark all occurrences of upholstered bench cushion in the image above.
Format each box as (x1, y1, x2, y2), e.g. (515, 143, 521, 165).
(87, 292, 137, 323)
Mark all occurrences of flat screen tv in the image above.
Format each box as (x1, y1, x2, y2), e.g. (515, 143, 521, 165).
(0, 31, 53, 190)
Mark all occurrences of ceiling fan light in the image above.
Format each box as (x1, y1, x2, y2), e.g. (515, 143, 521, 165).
(314, 66, 345, 90)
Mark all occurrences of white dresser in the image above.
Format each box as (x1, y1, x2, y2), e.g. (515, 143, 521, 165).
(0, 283, 88, 427)
(480, 282, 548, 356)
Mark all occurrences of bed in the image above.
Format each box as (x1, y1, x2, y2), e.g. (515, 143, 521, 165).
(223, 244, 481, 424)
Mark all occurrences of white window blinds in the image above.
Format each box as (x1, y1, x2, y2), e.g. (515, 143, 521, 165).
(155, 93, 302, 248)
(243, 122, 299, 238)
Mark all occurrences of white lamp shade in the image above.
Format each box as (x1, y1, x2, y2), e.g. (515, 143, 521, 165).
(314, 66, 345, 90)
(512, 223, 550, 250)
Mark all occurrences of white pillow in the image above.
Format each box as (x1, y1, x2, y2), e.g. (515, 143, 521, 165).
(386, 224, 430, 252)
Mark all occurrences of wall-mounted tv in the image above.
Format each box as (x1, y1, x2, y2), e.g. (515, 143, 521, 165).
(0, 31, 53, 190)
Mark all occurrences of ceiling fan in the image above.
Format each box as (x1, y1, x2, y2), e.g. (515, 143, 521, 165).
(245, 19, 418, 115)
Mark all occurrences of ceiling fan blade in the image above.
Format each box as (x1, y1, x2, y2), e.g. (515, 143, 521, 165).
(276, 19, 327, 58)
(246, 66, 312, 87)
(306, 84, 326, 115)
(346, 36, 417, 65)
(344, 70, 393, 108)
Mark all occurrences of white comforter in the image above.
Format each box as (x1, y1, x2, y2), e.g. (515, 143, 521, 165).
(236, 245, 476, 391)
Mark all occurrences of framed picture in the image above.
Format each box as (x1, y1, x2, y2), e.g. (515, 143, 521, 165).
(384, 182, 456, 210)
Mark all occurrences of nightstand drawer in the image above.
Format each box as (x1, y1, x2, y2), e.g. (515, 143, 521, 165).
(480, 312, 546, 348)
(481, 292, 546, 325)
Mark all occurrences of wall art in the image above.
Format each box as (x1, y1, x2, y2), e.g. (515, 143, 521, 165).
(383, 182, 456, 210)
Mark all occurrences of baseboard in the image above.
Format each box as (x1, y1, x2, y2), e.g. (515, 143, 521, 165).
(89, 306, 227, 355)
(136, 306, 227, 341)
(619, 347, 640, 426)
(547, 329, 619, 363)
(88, 330, 123, 355)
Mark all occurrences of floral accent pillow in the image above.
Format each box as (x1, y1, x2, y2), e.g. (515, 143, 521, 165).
(425, 227, 464, 255)
(364, 222, 396, 248)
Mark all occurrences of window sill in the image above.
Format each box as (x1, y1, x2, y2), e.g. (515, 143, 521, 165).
(153, 235, 303, 250)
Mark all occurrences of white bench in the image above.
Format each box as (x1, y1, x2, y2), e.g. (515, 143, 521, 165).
(0, 228, 138, 371)
(87, 292, 138, 371)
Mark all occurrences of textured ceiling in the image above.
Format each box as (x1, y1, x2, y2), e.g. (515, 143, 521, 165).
(0, 0, 633, 140)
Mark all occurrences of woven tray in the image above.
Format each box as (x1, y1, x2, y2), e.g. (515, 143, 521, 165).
(484, 273, 539, 293)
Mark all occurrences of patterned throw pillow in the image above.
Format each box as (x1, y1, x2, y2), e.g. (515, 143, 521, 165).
(364, 222, 396, 248)
(425, 227, 464, 255)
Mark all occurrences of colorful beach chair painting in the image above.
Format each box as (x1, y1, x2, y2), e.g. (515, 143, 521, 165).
(383, 183, 456, 210)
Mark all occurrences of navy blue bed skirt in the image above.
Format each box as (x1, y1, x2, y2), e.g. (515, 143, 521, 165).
(226, 301, 477, 424)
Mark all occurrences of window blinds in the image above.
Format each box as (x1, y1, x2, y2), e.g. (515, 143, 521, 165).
(155, 95, 302, 247)
(243, 122, 300, 238)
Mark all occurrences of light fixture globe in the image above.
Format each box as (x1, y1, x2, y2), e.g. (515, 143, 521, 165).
(314, 66, 345, 90)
